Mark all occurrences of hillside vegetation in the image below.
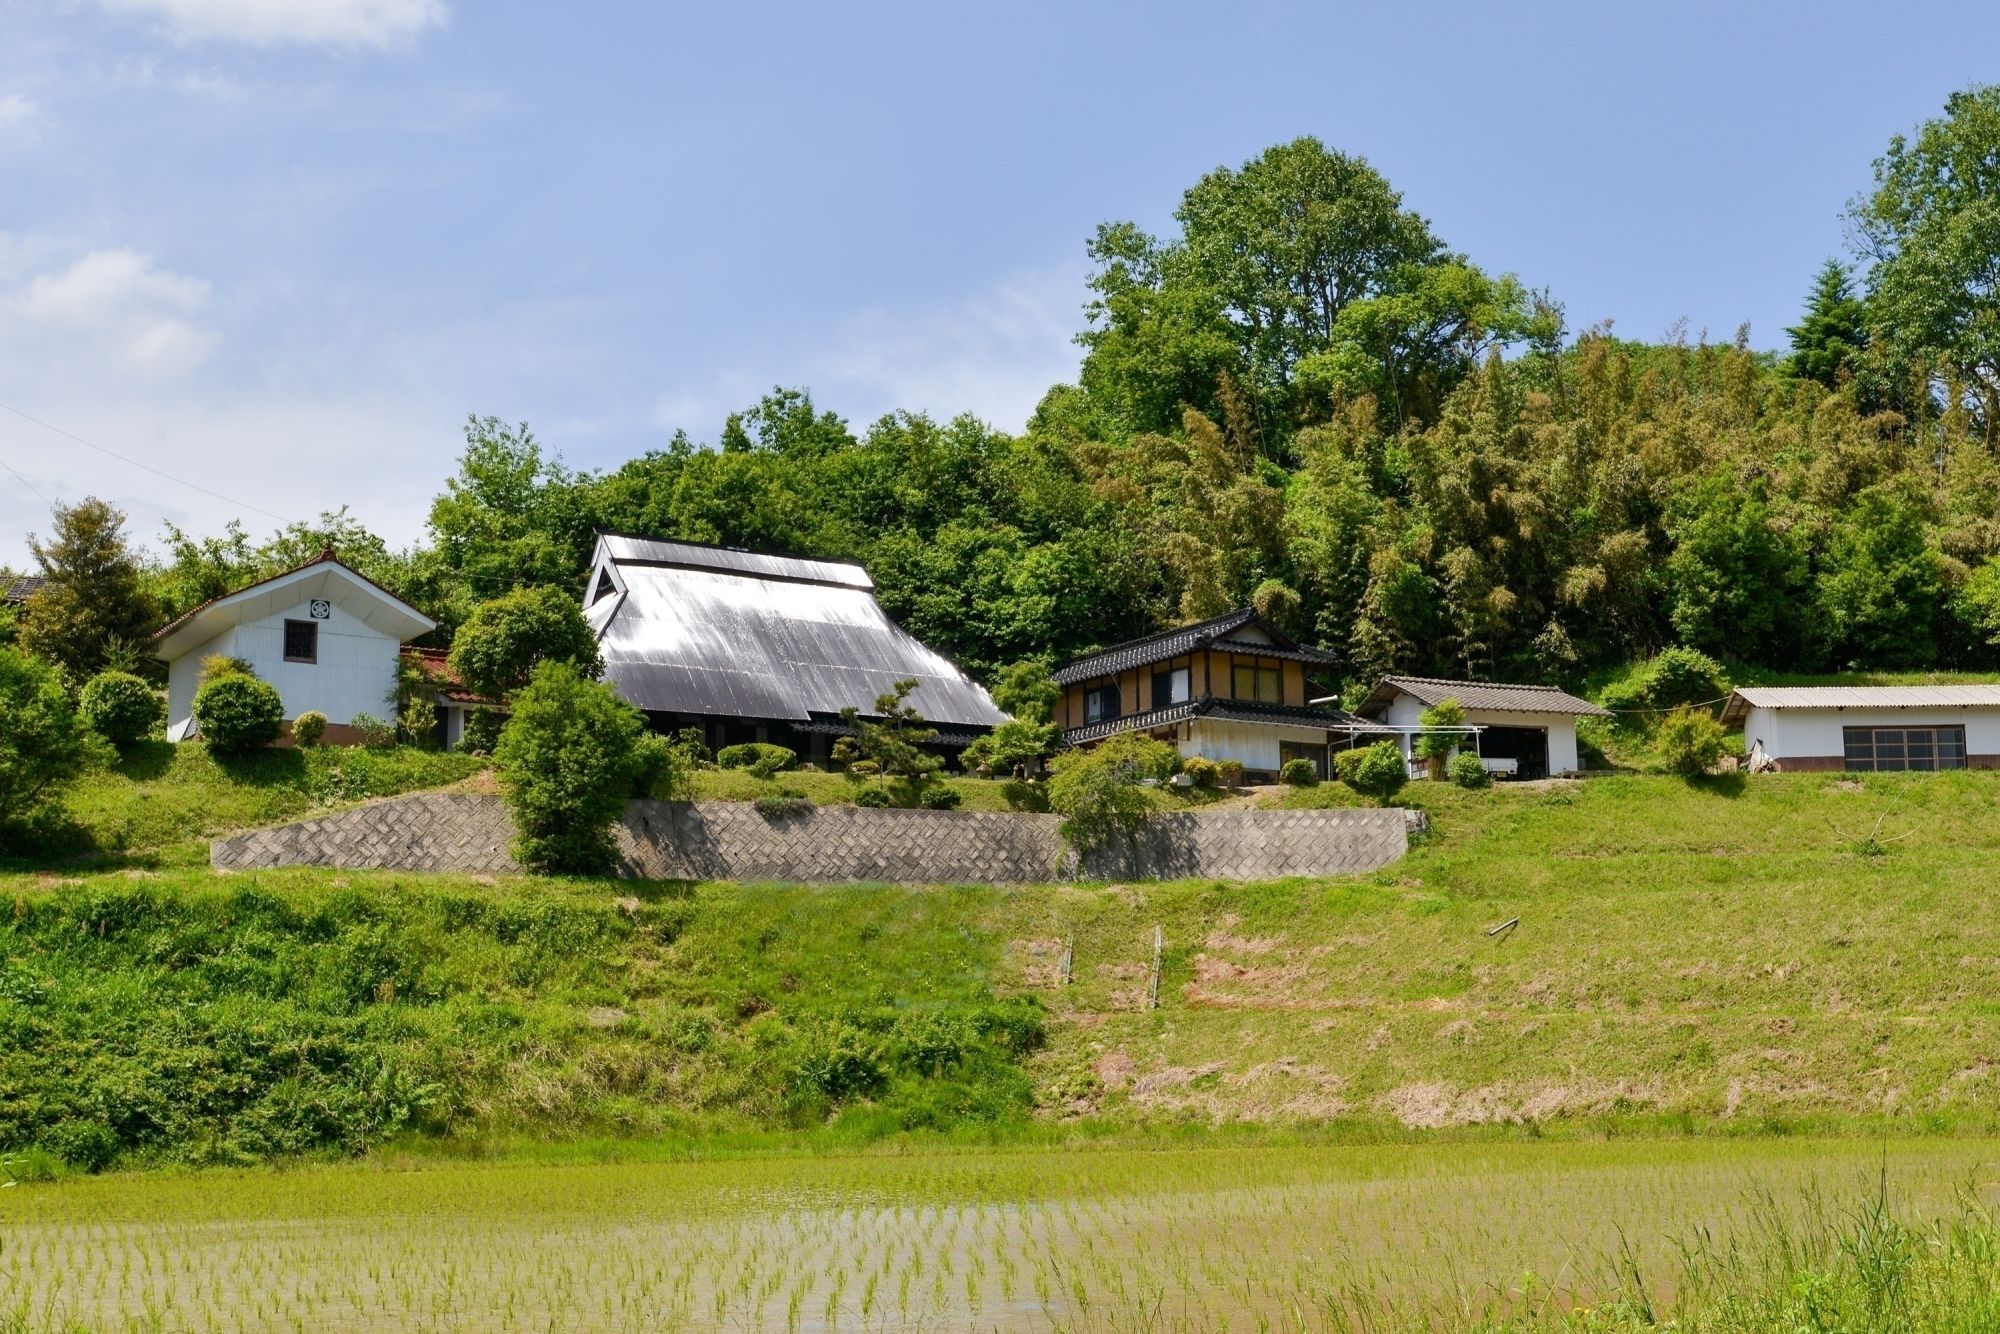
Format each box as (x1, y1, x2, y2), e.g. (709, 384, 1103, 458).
(10, 771, 2000, 1172)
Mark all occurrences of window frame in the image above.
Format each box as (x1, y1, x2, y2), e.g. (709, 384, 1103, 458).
(1842, 724, 1966, 772)
(282, 618, 319, 665)
(1152, 665, 1190, 710)
(1231, 661, 1282, 704)
(1083, 682, 1121, 725)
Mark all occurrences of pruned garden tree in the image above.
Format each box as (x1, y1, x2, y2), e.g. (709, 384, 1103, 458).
(835, 678, 943, 793)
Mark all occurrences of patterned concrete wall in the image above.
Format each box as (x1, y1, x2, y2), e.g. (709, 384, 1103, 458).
(212, 795, 1412, 884)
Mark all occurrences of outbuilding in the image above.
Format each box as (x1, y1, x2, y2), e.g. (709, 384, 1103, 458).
(1354, 676, 1610, 780)
(1721, 686, 2000, 771)
(152, 550, 436, 745)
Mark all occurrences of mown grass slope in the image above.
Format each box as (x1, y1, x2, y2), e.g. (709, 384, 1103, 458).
(8, 770, 2000, 1172)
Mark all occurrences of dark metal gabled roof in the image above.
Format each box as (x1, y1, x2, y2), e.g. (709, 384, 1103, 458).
(598, 532, 873, 590)
(1359, 675, 1610, 718)
(591, 535, 1006, 730)
(1, 574, 45, 605)
(1051, 608, 1338, 685)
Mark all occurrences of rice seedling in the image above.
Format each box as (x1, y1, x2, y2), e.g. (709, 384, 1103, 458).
(2, 1136, 1996, 1330)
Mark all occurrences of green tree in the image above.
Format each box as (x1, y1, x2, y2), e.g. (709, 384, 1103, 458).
(835, 678, 943, 790)
(17, 498, 158, 679)
(1413, 698, 1466, 779)
(1657, 706, 1730, 778)
(1664, 473, 1812, 663)
(1815, 482, 1948, 667)
(1850, 85, 2000, 441)
(988, 659, 1058, 723)
(0, 644, 98, 845)
(447, 585, 603, 702)
(1787, 259, 1870, 389)
(1046, 733, 1177, 854)
(493, 661, 647, 874)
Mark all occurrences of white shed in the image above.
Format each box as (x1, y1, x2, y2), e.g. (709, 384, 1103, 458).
(1722, 686, 2000, 772)
(151, 551, 435, 745)
(1355, 676, 1611, 779)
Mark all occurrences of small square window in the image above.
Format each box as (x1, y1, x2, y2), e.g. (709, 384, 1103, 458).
(283, 619, 318, 664)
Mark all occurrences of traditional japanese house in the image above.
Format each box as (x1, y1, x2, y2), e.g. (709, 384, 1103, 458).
(1051, 608, 1352, 781)
(582, 533, 1006, 761)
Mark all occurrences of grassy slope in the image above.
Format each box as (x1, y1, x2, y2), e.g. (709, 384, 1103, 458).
(11, 770, 2000, 1173)
(32, 741, 487, 866)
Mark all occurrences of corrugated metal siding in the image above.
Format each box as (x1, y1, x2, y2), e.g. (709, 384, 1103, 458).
(596, 561, 1005, 727)
(1722, 685, 2000, 726)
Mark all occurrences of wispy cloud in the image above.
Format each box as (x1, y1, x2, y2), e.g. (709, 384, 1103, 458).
(97, 0, 447, 49)
(0, 94, 45, 136)
(15, 248, 217, 380)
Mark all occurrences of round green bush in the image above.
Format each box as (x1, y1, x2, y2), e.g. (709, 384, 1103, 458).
(494, 661, 647, 874)
(1334, 740, 1407, 803)
(919, 785, 962, 810)
(717, 742, 796, 777)
(854, 786, 891, 808)
(1447, 751, 1492, 788)
(78, 670, 160, 746)
(1181, 756, 1221, 788)
(1279, 757, 1318, 787)
(291, 710, 328, 747)
(192, 673, 285, 752)
(1216, 759, 1246, 787)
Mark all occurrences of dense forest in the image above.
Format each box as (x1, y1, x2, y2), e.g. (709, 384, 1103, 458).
(14, 85, 2000, 694)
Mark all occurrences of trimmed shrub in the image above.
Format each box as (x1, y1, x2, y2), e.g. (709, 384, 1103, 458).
(1181, 756, 1222, 788)
(79, 670, 160, 746)
(717, 742, 796, 779)
(919, 785, 962, 810)
(753, 794, 813, 818)
(459, 709, 505, 755)
(845, 759, 881, 778)
(494, 661, 648, 874)
(1658, 705, 1730, 777)
(0, 645, 96, 844)
(192, 673, 285, 752)
(1216, 759, 1246, 787)
(1279, 757, 1318, 787)
(631, 731, 692, 800)
(198, 654, 256, 686)
(290, 710, 328, 748)
(1335, 741, 1407, 803)
(349, 713, 397, 749)
(854, 786, 891, 808)
(1447, 751, 1492, 788)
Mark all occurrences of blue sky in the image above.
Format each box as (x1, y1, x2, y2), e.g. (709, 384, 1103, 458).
(0, 0, 1994, 565)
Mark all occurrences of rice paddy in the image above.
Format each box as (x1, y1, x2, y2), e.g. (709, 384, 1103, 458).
(5, 1136, 1998, 1331)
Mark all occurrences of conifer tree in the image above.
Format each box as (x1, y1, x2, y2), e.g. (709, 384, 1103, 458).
(17, 498, 159, 679)
(1787, 259, 1869, 388)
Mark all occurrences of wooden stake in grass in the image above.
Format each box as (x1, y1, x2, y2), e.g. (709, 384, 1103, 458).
(1148, 925, 1163, 1010)
(1060, 931, 1074, 988)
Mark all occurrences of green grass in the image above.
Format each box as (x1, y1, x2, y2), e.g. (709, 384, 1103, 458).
(14, 771, 2000, 1176)
(3, 1136, 1995, 1330)
(27, 741, 487, 866)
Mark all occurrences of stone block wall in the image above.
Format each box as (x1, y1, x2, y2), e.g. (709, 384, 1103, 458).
(212, 795, 1413, 884)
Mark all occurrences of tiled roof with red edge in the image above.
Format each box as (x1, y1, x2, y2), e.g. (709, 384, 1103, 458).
(403, 646, 501, 705)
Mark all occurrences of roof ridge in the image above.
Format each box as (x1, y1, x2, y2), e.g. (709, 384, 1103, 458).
(1055, 607, 1258, 669)
(1386, 673, 1567, 690)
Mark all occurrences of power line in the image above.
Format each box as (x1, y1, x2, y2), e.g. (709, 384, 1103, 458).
(0, 452, 52, 505)
(0, 398, 293, 524)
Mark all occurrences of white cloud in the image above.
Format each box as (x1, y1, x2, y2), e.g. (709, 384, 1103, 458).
(13, 247, 218, 380)
(98, 0, 446, 48)
(810, 267, 1085, 432)
(0, 94, 46, 139)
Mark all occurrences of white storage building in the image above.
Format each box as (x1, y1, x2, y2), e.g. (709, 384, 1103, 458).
(152, 551, 435, 745)
(1722, 686, 2000, 771)
(1355, 676, 1611, 779)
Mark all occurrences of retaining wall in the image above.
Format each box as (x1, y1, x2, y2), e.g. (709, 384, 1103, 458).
(211, 793, 1414, 884)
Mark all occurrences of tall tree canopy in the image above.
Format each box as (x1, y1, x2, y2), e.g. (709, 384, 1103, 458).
(18, 498, 158, 678)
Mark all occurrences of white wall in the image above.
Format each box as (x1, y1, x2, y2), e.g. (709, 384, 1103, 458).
(166, 627, 236, 736)
(1745, 705, 2000, 762)
(1181, 719, 1326, 774)
(1379, 694, 1583, 776)
(165, 597, 401, 735)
